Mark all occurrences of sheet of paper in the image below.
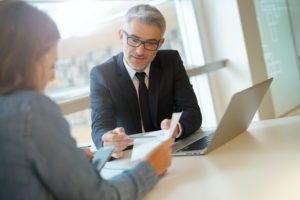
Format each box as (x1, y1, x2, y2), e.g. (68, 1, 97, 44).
(131, 112, 182, 161)
(101, 150, 137, 179)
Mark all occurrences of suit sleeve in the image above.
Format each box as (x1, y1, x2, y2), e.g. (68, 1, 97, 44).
(172, 51, 202, 138)
(90, 67, 116, 148)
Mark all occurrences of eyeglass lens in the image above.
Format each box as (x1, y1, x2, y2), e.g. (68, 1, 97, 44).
(123, 31, 160, 51)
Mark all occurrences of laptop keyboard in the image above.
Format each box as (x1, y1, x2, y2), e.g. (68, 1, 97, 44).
(179, 134, 214, 151)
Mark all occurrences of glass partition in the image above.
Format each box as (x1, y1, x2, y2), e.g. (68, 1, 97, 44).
(254, 0, 300, 117)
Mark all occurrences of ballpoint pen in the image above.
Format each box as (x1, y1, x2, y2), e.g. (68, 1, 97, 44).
(128, 135, 156, 139)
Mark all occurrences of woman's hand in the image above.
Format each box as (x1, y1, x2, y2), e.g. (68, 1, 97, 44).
(146, 138, 174, 176)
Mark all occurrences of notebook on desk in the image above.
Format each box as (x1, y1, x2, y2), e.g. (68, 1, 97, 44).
(172, 78, 273, 156)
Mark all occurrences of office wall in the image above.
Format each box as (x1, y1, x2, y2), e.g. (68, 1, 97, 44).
(237, 0, 276, 119)
(194, 0, 300, 120)
(193, 0, 253, 121)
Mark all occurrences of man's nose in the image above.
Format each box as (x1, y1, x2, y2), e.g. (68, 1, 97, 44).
(135, 43, 146, 54)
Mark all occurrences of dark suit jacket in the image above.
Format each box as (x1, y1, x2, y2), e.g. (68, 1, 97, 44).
(90, 50, 202, 148)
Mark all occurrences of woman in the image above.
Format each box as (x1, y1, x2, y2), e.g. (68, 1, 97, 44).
(0, 1, 173, 200)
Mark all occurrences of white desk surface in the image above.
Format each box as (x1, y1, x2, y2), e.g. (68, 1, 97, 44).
(104, 116, 300, 200)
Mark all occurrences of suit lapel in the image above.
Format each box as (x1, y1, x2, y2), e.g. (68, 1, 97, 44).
(114, 54, 141, 127)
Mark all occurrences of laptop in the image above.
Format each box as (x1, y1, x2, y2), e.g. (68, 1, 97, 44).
(172, 78, 273, 156)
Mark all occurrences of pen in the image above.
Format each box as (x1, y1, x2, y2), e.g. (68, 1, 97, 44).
(79, 145, 91, 149)
(128, 135, 156, 139)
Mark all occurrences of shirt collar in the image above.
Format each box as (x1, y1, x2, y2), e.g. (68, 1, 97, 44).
(123, 57, 150, 79)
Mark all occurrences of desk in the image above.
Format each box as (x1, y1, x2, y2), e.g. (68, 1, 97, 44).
(104, 116, 300, 200)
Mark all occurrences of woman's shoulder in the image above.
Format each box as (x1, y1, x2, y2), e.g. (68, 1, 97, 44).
(17, 90, 55, 105)
(4, 90, 60, 115)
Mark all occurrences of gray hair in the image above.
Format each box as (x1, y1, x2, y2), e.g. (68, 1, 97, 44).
(123, 4, 166, 36)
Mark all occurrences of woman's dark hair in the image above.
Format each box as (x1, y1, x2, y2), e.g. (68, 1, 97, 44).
(0, 0, 60, 93)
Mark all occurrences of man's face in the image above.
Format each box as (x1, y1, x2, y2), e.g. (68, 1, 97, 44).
(119, 19, 164, 72)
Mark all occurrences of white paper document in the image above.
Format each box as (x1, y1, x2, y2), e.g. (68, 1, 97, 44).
(131, 112, 182, 161)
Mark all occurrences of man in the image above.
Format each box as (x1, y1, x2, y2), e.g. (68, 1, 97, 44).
(90, 4, 202, 158)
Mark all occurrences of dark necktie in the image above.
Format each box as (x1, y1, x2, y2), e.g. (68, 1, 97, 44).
(135, 72, 153, 131)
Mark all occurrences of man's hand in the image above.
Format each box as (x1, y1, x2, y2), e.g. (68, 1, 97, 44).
(160, 119, 180, 138)
(101, 127, 133, 158)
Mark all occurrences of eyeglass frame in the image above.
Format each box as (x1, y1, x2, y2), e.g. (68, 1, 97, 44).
(122, 30, 162, 51)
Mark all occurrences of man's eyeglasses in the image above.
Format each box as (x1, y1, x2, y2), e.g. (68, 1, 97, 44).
(123, 31, 161, 51)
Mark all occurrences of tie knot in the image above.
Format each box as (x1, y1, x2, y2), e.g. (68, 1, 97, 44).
(135, 72, 146, 83)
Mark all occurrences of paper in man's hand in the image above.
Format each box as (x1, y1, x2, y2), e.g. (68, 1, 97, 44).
(131, 112, 182, 161)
